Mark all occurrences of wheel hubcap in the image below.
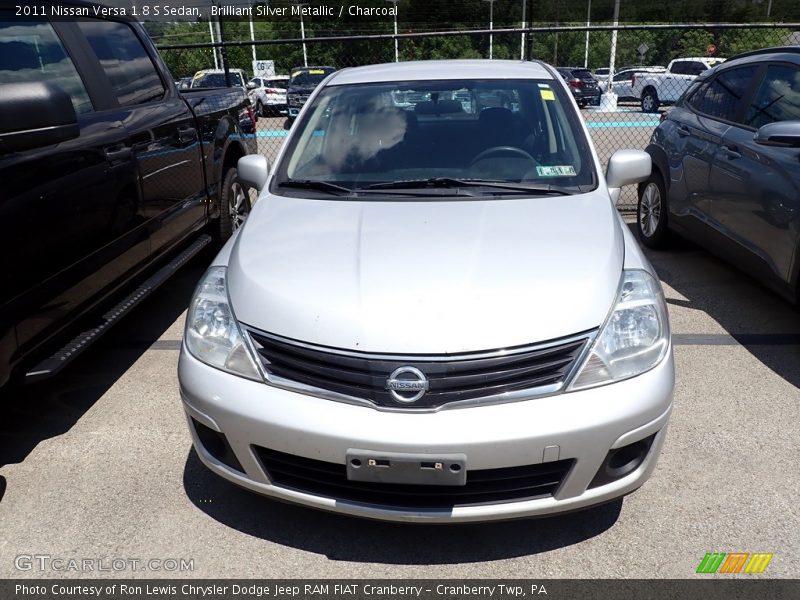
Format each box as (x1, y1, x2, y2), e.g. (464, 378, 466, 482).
(643, 95, 653, 111)
(229, 181, 248, 231)
(640, 182, 661, 237)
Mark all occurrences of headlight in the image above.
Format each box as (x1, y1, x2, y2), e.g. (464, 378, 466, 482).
(184, 266, 262, 381)
(569, 269, 670, 390)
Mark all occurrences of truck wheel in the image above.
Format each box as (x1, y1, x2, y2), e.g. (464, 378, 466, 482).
(641, 89, 660, 113)
(219, 166, 250, 240)
(637, 171, 669, 248)
(256, 101, 266, 117)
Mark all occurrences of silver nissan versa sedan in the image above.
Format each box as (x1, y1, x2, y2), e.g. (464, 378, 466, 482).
(178, 60, 675, 523)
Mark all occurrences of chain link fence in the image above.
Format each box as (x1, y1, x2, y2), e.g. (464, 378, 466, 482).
(154, 22, 799, 209)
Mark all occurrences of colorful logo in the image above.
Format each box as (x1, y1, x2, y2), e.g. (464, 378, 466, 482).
(696, 552, 773, 574)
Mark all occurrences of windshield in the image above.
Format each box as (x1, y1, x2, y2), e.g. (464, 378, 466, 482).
(193, 72, 244, 88)
(273, 78, 596, 195)
(572, 69, 595, 80)
(290, 67, 335, 87)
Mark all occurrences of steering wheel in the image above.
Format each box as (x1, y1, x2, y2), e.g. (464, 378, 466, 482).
(470, 146, 537, 167)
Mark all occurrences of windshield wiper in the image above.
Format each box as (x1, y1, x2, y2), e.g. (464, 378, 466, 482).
(364, 178, 573, 195)
(278, 179, 353, 195)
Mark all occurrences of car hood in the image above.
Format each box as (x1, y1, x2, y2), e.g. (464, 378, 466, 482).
(228, 192, 624, 354)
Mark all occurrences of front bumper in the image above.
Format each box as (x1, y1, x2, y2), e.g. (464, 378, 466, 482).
(178, 345, 674, 523)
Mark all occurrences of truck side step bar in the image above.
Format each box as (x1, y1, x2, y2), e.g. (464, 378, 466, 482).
(25, 234, 212, 383)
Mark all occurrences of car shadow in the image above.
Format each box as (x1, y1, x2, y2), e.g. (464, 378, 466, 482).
(182, 449, 622, 564)
(631, 224, 800, 389)
(0, 249, 211, 470)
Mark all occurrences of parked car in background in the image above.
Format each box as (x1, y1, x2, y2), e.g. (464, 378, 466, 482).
(177, 76, 193, 90)
(248, 75, 289, 116)
(594, 67, 610, 79)
(191, 68, 249, 92)
(0, 3, 256, 389)
(286, 65, 336, 121)
(631, 57, 725, 112)
(599, 66, 667, 101)
(638, 47, 800, 302)
(556, 67, 601, 107)
(179, 59, 674, 523)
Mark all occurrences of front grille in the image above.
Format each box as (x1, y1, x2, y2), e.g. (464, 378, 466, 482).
(247, 330, 590, 409)
(288, 94, 310, 107)
(255, 447, 574, 508)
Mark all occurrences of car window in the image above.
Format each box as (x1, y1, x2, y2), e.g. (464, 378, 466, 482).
(193, 72, 244, 88)
(267, 78, 289, 89)
(76, 19, 164, 106)
(673, 61, 707, 76)
(743, 64, 800, 129)
(277, 78, 594, 192)
(251, 77, 262, 87)
(291, 67, 335, 86)
(689, 66, 756, 122)
(0, 16, 92, 114)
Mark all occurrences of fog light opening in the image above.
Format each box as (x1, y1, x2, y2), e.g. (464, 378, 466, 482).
(191, 418, 244, 474)
(589, 433, 656, 489)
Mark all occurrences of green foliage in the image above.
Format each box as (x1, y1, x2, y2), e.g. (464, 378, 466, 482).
(145, 0, 800, 79)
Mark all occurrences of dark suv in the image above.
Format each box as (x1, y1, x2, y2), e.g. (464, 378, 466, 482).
(638, 47, 800, 302)
(286, 66, 336, 121)
(556, 67, 601, 108)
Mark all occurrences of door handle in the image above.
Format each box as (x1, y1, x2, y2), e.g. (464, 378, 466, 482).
(721, 145, 741, 159)
(177, 126, 197, 144)
(677, 125, 691, 137)
(104, 146, 132, 163)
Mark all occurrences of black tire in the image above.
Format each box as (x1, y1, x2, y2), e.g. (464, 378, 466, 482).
(641, 88, 660, 113)
(218, 166, 251, 241)
(637, 171, 669, 248)
(256, 101, 265, 118)
(578, 99, 587, 108)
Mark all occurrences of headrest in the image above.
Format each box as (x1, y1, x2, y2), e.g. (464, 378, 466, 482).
(414, 99, 463, 115)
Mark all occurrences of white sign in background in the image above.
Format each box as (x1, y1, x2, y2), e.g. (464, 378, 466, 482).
(253, 60, 276, 78)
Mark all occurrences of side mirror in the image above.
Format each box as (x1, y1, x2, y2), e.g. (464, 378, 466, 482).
(606, 149, 651, 205)
(246, 81, 257, 90)
(0, 82, 79, 154)
(238, 154, 269, 191)
(754, 121, 800, 147)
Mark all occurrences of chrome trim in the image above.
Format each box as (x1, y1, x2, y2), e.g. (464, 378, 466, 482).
(241, 326, 598, 413)
(242, 326, 595, 361)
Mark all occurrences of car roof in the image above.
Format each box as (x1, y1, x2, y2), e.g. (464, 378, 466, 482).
(327, 60, 555, 86)
(672, 57, 725, 63)
(725, 45, 800, 64)
(692, 47, 799, 83)
(195, 69, 245, 75)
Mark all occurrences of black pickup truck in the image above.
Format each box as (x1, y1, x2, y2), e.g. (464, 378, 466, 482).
(0, 2, 257, 388)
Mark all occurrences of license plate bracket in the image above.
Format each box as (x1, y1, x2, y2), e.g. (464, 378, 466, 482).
(346, 449, 467, 486)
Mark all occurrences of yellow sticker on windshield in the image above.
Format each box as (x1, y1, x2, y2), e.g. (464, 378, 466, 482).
(540, 89, 555, 101)
(309, 69, 325, 75)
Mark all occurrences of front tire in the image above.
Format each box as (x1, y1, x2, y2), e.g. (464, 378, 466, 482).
(637, 171, 669, 248)
(256, 101, 266, 117)
(641, 88, 660, 113)
(218, 166, 250, 241)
